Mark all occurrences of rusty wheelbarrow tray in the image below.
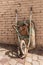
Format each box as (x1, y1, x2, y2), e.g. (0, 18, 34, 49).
(12, 20, 35, 57)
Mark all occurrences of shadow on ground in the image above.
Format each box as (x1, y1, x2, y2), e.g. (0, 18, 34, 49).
(0, 43, 43, 58)
(0, 43, 19, 58)
(28, 47, 43, 56)
(0, 44, 24, 59)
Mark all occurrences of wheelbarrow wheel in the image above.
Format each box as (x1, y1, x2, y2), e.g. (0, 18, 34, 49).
(20, 40, 27, 57)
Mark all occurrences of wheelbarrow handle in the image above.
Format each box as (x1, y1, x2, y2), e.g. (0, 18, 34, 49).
(15, 9, 18, 13)
(30, 7, 32, 11)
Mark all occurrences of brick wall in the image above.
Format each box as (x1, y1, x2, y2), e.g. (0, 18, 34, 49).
(0, 0, 43, 47)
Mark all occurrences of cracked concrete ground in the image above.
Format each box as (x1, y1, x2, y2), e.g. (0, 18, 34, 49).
(0, 44, 43, 65)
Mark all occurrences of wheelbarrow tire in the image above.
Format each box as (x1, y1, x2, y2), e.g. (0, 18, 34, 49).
(20, 40, 27, 56)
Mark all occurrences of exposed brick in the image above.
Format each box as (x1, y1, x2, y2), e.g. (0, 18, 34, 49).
(0, 0, 42, 47)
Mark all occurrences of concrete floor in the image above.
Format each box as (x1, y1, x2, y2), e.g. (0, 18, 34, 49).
(0, 44, 43, 65)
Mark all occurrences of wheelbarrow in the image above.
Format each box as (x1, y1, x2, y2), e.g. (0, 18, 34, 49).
(12, 7, 35, 57)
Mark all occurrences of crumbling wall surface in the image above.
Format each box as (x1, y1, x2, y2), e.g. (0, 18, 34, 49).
(0, 0, 43, 47)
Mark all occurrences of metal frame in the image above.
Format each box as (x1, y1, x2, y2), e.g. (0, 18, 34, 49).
(12, 7, 35, 57)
